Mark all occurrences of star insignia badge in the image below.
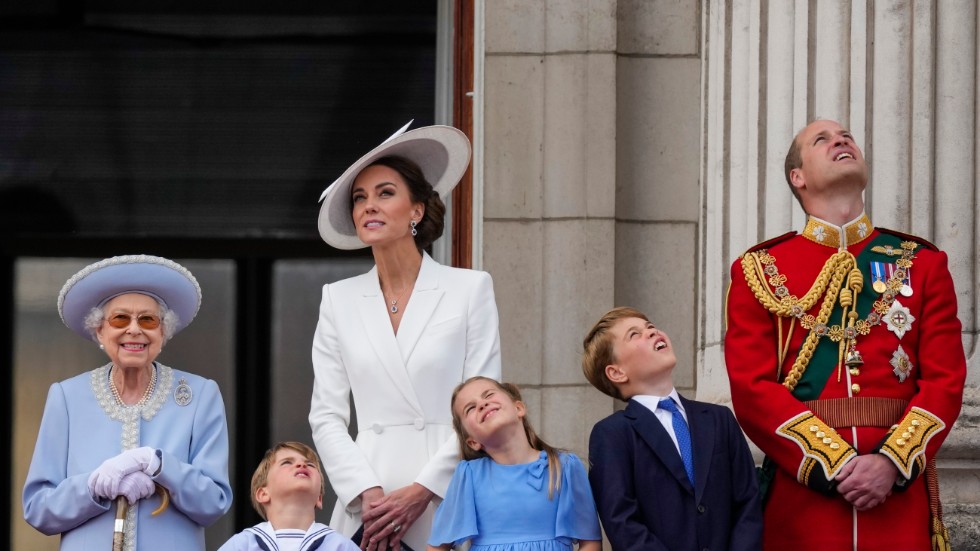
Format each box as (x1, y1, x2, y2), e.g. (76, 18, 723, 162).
(884, 299, 915, 339)
(890, 345, 913, 383)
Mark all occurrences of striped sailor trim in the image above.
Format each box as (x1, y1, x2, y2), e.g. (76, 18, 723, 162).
(803, 397, 908, 429)
(880, 406, 945, 479)
(777, 412, 857, 482)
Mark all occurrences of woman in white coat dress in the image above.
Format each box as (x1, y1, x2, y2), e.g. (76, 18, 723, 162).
(309, 123, 501, 551)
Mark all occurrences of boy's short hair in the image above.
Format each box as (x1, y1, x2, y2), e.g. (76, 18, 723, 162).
(582, 307, 650, 401)
(250, 441, 326, 520)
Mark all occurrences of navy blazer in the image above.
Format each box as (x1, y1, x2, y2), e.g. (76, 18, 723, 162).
(588, 396, 762, 551)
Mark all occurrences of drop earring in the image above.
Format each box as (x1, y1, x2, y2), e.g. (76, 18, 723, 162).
(411, 220, 418, 237)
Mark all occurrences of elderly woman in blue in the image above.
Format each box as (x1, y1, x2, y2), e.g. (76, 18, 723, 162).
(23, 255, 232, 551)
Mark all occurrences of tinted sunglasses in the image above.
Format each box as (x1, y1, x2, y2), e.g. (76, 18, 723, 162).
(105, 313, 162, 330)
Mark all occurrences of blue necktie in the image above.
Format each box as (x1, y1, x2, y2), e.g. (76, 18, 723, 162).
(659, 398, 695, 485)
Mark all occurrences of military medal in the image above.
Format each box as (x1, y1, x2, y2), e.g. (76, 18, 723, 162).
(884, 300, 915, 339)
(869, 261, 888, 293)
(890, 345, 913, 382)
(892, 258, 914, 297)
(900, 268, 913, 297)
(174, 377, 193, 406)
(884, 263, 899, 293)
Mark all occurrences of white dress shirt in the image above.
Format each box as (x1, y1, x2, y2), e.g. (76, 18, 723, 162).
(633, 389, 688, 454)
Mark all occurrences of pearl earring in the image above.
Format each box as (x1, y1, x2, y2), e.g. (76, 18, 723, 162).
(99, 344, 105, 351)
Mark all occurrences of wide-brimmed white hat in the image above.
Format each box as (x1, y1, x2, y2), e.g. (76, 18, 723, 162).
(317, 121, 472, 250)
(57, 254, 202, 341)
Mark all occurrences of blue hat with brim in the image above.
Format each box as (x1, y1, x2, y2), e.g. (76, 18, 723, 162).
(57, 255, 202, 341)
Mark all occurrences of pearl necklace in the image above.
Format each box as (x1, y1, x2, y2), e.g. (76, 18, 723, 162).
(109, 365, 157, 407)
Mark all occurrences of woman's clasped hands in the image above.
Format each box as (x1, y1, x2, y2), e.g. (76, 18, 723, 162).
(87, 446, 160, 504)
(360, 483, 434, 551)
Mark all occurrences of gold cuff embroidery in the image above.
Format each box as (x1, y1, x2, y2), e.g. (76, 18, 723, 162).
(777, 412, 857, 483)
(880, 406, 945, 479)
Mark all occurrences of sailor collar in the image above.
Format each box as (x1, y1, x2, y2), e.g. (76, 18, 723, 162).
(802, 212, 873, 249)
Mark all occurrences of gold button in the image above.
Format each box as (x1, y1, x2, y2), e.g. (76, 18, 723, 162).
(911, 420, 921, 426)
(851, 384, 861, 394)
(849, 368, 860, 376)
(822, 437, 832, 445)
(902, 432, 911, 439)
(816, 431, 825, 438)
(908, 426, 916, 433)
(830, 443, 840, 450)
(897, 439, 906, 446)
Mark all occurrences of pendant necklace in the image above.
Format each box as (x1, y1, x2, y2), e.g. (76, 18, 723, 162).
(386, 286, 410, 314)
(382, 260, 421, 315)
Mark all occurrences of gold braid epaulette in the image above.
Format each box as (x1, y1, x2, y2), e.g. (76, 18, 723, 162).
(740, 250, 856, 391)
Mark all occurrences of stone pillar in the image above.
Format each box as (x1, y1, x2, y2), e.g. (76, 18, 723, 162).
(481, 0, 619, 457)
(615, 1, 703, 395)
(700, 0, 980, 542)
(479, 0, 707, 458)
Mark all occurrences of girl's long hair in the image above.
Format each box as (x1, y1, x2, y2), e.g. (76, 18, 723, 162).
(450, 376, 563, 499)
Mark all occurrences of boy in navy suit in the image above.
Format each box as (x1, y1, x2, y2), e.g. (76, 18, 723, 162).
(582, 307, 762, 551)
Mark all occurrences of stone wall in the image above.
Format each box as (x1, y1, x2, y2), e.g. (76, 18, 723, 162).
(482, 0, 622, 456)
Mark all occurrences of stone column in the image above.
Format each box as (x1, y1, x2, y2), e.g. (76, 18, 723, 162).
(481, 0, 618, 457)
(615, 1, 703, 396)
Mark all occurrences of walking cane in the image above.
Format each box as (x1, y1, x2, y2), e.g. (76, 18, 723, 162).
(111, 484, 171, 551)
(112, 497, 127, 551)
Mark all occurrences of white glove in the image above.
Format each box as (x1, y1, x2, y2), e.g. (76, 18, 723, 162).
(88, 447, 161, 500)
(117, 471, 156, 504)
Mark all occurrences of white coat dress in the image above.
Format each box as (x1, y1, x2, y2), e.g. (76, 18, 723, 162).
(309, 252, 501, 550)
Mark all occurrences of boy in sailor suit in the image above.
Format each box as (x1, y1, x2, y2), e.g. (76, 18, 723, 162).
(219, 442, 358, 551)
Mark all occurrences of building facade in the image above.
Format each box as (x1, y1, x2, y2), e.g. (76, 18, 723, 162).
(477, 1, 980, 544)
(6, 1, 978, 548)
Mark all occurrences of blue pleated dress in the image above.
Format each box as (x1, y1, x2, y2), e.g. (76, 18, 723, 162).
(428, 451, 601, 551)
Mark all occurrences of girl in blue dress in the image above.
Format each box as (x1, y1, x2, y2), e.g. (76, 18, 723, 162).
(427, 377, 601, 551)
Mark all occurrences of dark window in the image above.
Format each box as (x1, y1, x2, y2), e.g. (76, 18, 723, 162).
(1, 3, 438, 548)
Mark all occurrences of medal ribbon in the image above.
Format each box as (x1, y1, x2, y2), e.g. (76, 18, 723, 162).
(872, 262, 886, 284)
(884, 263, 912, 291)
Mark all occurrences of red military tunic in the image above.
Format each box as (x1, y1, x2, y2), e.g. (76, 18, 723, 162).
(725, 213, 965, 551)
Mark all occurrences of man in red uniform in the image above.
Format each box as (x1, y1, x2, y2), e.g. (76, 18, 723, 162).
(725, 119, 965, 550)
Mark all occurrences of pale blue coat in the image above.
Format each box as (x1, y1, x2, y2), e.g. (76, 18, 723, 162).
(23, 363, 232, 550)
